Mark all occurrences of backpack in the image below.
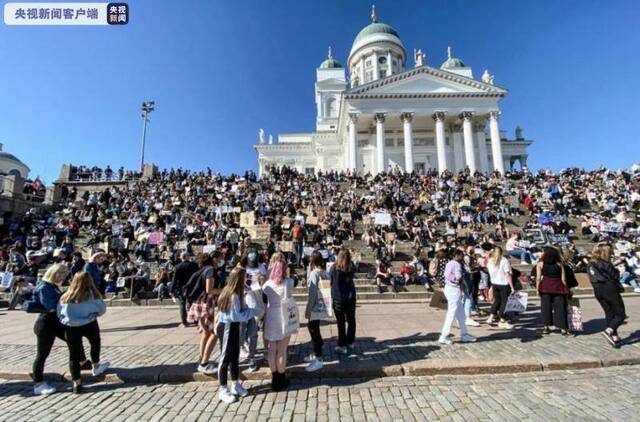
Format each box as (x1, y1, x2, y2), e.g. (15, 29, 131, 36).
(183, 267, 208, 302)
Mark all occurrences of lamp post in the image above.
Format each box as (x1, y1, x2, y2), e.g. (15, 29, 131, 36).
(139, 100, 155, 172)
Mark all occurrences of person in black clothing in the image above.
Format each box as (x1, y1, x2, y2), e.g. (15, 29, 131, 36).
(588, 244, 627, 347)
(330, 249, 357, 355)
(171, 252, 199, 326)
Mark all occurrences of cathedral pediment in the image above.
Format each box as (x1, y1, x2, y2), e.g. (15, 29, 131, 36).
(344, 66, 507, 99)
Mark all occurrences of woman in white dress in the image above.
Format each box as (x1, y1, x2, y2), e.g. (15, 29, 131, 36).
(262, 253, 295, 391)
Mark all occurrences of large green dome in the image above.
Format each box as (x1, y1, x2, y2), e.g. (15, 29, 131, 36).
(353, 22, 400, 45)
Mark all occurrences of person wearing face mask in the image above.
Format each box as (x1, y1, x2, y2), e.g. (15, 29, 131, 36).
(241, 251, 267, 372)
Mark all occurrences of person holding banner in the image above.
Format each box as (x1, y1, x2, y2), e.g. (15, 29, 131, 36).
(263, 253, 296, 391)
(304, 252, 327, 372)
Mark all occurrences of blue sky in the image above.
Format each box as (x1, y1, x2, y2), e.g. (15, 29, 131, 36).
(1, 0, 639, 182)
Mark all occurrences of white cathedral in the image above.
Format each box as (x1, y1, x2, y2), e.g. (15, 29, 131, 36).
(255, 7, 532, 177)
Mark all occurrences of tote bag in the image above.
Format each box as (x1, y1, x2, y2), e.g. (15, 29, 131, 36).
(310, 278, 334, 320)
(567, 305, 583, 332)
(0, 272, 14, 290)
(429, 289, 448, 310)
(505, 291, 528, 313)
(280, 297, 300, 336)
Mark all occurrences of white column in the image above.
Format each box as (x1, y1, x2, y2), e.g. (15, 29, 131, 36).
(401, 113, 414, 173)
(372, 51, 379, 81)
(489, 111, 504, 174)
(452, 127, 463, 173)
(375, 113, 386, 174)
(348, 113, 358, 171)
(387, 50, 393, 76)
(461, 112, 477, 174)
(433, 112, 448, 174)
(475, 122, 489, 174)
(359, 56, 365, 85)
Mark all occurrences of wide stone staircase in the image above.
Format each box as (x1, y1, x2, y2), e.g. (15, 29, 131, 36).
(3, 211, 638, 308)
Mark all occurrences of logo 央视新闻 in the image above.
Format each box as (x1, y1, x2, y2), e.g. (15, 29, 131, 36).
(107, 2, 128, 25)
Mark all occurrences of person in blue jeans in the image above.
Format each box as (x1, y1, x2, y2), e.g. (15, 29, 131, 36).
(291, 221, 305, 268)
(505, 233, 536, 264)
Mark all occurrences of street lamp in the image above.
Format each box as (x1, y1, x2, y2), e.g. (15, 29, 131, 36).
(139, 100, 155, 172)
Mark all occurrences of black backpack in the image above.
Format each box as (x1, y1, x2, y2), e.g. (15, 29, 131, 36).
(183, 267, 208, 302)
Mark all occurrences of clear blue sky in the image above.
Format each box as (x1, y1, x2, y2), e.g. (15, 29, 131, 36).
(2, 0, 639, 182)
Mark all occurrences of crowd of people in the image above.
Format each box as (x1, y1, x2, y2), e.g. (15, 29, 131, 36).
(0, 165, 639, 398)
(68, 165, 141, 182)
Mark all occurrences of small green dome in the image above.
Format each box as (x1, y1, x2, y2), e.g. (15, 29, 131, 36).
(354, 22, 400, 44)
(320, 58, 342, 69)
(440, 57, 465, 70)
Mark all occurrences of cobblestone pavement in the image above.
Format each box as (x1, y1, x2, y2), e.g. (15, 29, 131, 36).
(0, 298, 639, 381)
(1, 366, 638, 421)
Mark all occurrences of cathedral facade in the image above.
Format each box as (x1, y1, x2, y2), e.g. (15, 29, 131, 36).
(255, 7, 532, 176)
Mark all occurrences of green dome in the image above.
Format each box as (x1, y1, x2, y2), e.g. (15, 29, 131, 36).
(440, 57, 465, 70)
(353, 22, 400, 44)
(320, 58, 342, 69)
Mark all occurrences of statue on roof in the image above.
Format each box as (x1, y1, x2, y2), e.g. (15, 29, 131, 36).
(414, 48, 425, 67)
(482, 69, 494, 85)
(371, 5, 377, 23)
(268, 135, 273, 145)
(258, 128, 266, 144)
(515, 126, 524, 140)
(327, 46, 333, 60)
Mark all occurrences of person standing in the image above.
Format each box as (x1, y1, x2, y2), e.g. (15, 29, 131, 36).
(187, 252, 224, 375)
(588, 244, 627, 347)
(84, 252, 107, 295)
(438, 249, 477, 344)
(215, 266, 257, 404)
(262, 253, 295, 391)
(242, 251, 267, 372)
(304, 251, 326, 372)
(171, 252, 199, 326)
(28, 264, 90, 396)
(291, 221, 305, 268)
(486, 247, 515, 329)
(535, 247, 569, 336)
(58, 272, 110, 394)
(330, 249, 357, 355)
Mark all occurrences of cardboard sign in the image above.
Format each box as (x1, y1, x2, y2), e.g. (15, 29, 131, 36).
(111, 223, 123, 237)
(363, 216, 374, 226)
(374, 212, 391, 226)
(278, 241, 294, 253)
(233, 207, 242, 214)
(240, 211, 255, 228)
(247, 224, 270, 241)
(110, 237, 129, 251)
(317, 208, 328, 219)
(148, 231, 164, 245)
(192, 245, 204, 255)
(203, 244, 217, 254)
(147, 215, 158, 225)
(306, 216, 318, 226)
(281, 217, 291, 229)
(340, 213, 352, 222)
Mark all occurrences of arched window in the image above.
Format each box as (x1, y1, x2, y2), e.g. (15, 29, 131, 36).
(8, 169, 21, 177)
(324, 97, 337, 118)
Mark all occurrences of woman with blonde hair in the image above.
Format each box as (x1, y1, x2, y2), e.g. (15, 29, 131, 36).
(28, 264, 90, 396)
(486, 246, 515, 329)
(215, 266, 257, 404)
(262, 252, 295, 391)
(588, 244, 627, 347)
(58, 271, 109, 394)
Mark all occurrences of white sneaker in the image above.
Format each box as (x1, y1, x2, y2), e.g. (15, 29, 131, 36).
(239, 347, 249, 361)
(303, 353, 316, 363)
(92, 362, 110, 376)
(197, 362, 218, 375)
(34, 382, 56, 396)
(460, 334, 477, 343)
(486, 315, 497, 324)
(498, 321, 514, 329)
(246, 358, 258, 373)
(305, 358, 323, 372)
(334, 346, 348, 355)
(634, 288, 640, 293)
(230, 382, 248, 398)
(465, 318, 480, 327)
(171, 297, 177, 304)
(438, 337, 452, 345)
(219, 388, 237, 404)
